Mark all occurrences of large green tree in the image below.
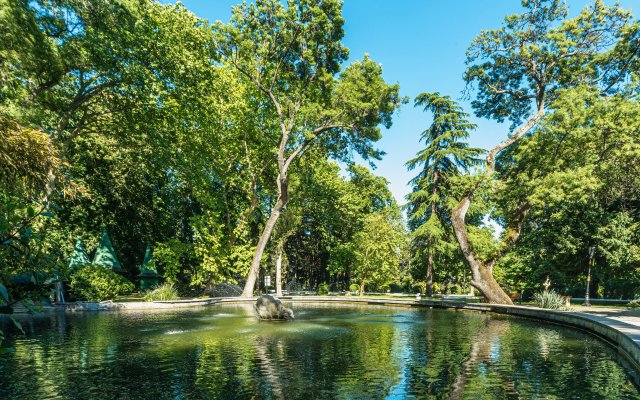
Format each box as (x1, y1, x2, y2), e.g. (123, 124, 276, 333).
(497, 87, 640, 298)
(406, 93, 482, 296)
(452, 0, 639, 304)
(1, 0, 255, 286)
(215, 0, 404, 297)
(351, 212, 405, 295)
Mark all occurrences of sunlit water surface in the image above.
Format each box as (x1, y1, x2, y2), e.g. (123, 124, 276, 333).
(1, 303, 639, 399)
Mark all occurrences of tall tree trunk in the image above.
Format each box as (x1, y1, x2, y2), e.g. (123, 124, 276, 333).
(275, 246, 283, 297)
(359, 280, 365, 297)
(451, 195, 512, 304)
(450, 109, 544, 304)
(241, 202, 282, 297)
(426, 170, 438, 297)
(426, 252, 434, 297)
(241, 174, 289, 297)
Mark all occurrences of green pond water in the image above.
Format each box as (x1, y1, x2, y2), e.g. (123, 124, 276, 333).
(1, 303, 639, 399)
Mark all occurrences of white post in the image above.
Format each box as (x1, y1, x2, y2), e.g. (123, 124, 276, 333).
(276, 247, 283, 297)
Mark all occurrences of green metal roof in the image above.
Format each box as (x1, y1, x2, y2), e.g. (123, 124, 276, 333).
(139, 243, 159, 277)
(93, 228, 123, 271)
(69, 238, 90, 270)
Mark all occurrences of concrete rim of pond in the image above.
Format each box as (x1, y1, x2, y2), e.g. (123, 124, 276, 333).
(54, 296, 640, 375)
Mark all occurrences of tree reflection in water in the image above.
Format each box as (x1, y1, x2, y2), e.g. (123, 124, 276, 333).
(1, 304, 638, 399)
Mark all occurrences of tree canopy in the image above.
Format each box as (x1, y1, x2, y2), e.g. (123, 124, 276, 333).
(0, 0, 639, 316)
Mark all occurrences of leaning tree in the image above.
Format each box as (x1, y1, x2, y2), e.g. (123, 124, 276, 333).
(214, 0, 403, 297)
(453, 0, 640, 304)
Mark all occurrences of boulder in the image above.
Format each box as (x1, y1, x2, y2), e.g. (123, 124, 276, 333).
(255, 295, 294, 320)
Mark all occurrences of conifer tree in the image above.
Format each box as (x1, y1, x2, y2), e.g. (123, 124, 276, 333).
(406, 93, 482, 296)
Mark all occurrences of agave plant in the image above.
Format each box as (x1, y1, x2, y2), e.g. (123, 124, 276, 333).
(533, 289, 565, 310)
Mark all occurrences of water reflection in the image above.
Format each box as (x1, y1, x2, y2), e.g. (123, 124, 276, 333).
(0, 304, 638, 399)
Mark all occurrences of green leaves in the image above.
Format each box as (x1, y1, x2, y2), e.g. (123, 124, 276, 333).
(216, 0, 402, 168)
(215, 0, 403, 293)
(405, 93, 485, 292)
(496, 87, 640, 296)
(69, 265, 134, 302)
(465, 0, 638, 126)
(351, 212, 406, 293)
(220, 0, 348, 95)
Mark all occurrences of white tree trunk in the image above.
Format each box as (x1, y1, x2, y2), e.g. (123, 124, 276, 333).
(276, 246, 283, 297)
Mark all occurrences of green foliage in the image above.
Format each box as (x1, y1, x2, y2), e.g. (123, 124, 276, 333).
(405, 93, 483, 294)
(216, 0, 404, 294)
(0, 190, 60, 281)
(69, 266, 134, 302)
(351, 212, 405, 294)
(144, 283, 179, 302)
(1, 0, 638, 303)
(286, 157, 407, 292)
(348, 283, 360, 293)
(626, 299, 640, 309)
(190, 211, 254, 287)
(446, 0, 640, 302)
(533, 289, 565, 310)
(0, 0, 410, 300)
(154, 240, 194, 285)
(316, 283, 330, 295)
(465, 0, 636, 126)
(498, 88, 640, 297)
(0, 116, 62, 193)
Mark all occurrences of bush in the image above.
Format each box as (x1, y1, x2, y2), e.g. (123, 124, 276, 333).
(144, 283, 180, 301)
(349, 283, 360, 293)
(533, 289, 565, 310)
(317, 282, 329, 295)
(69, 265, 134, 301)
(626, 299, 640, 308)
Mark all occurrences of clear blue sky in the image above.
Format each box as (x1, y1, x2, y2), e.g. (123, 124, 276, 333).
(171, 0, 637, 204)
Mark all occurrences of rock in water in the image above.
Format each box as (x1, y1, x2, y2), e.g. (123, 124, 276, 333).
(255, 295, 294, 320)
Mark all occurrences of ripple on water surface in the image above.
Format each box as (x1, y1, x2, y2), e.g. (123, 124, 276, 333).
(1, 304, 639, 399)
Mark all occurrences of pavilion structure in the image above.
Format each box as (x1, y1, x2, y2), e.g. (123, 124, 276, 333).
(93, 227, 123, 272)
(138, 243, 160, 290)
(68, 238, 91, 270)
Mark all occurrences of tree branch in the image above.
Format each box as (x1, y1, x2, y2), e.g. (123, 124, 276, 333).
(283, 123, 345, 172)
(487, 203, 530, 269)
(451, 107, 545, 277)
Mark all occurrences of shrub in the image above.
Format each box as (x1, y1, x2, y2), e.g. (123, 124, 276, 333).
(144, 283, 180, 301)
(69, 265, 134, 301)
(533, 289, 565, 310)
(349, 283, 360, 293)
(317, 282, 329, 295)
(626, 300, 640, 308)
(626, 295, 640, 308)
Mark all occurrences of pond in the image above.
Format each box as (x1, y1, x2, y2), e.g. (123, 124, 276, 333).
(1, 303, 639, 399)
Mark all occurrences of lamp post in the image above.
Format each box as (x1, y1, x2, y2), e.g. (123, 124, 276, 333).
(584, 246, 595, 307)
